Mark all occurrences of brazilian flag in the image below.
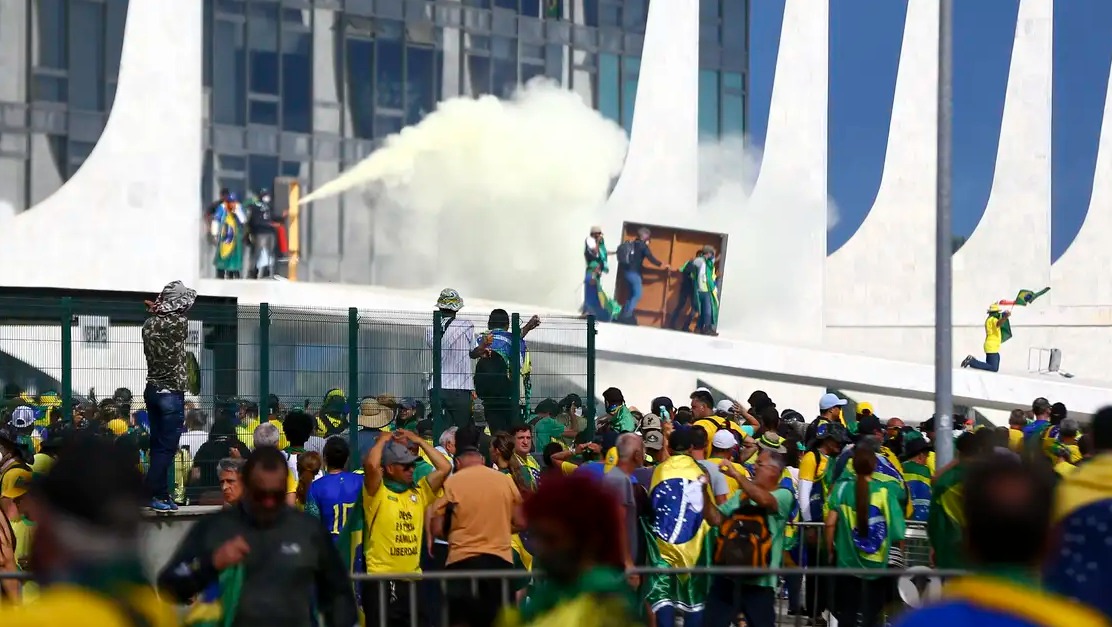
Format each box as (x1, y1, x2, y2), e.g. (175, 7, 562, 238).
(336, 482, 368, 625)
(1011, 287, 1050, 307)
(544, 0, 561, 18)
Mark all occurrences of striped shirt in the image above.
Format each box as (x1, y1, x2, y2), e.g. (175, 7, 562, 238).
(426, 316, 477, 391)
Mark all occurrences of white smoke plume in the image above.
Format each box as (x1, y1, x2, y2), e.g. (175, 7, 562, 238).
(300, 79, 628, 307)
(302, 80, 840, 318)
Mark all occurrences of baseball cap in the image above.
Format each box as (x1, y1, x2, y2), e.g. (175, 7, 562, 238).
(381, 441, 419, 466)
(819, 393, 848, 411)
(711, 430, 737, 450)
(643, 429, 664, 451)
(1, 467, 32, 499)
(715, 400, 735, 414)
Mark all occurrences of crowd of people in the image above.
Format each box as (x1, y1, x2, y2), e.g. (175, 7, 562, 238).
(0, 281, 1110, 627)
(583, 227, 721, 334)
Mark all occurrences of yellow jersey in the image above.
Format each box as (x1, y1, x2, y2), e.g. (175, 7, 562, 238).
(0, 584, 177, 627)
(363, 478, 436, 574)
(984, 316, 1003, 353)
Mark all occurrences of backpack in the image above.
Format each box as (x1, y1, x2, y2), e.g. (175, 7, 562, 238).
(616, 241, 635, 267)
(714, 501, 774, 567)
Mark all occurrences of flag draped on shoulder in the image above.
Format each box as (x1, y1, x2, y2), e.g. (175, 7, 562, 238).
(335, 488, 367, 624)
(642, 454, 712, 615)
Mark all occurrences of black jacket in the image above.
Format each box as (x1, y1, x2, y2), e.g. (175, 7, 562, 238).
(158, 503, 357, 627)
(619, 240, 663, 274)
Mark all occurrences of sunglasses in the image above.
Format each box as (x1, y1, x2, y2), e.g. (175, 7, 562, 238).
(394, 462, 417, 471)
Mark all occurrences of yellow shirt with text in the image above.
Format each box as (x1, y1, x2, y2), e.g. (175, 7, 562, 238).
(364, 478, 436, 574)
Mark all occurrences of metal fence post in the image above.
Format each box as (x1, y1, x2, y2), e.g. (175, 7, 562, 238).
(348, 307, 360, 470)
(259, 303, 270, 421)
(511, 313, 522, 423)
(585, 315, 596, 440)
(60, 297, 73, 424)
(431, 310, 443, 441)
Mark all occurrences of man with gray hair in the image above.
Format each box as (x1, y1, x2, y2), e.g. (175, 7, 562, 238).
(602, 432, 645, 574)
(616, 226, 669, 324)
(218, 457, 246, 506)
(252, 422, 280, 449)
(436, 426, 458, 462)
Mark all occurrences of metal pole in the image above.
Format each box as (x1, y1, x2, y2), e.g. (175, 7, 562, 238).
(347, 307, 360, 470)
(934, 0, 955, 467)
(431, 310, 444, 442)
(585, 315, 597, 441)
(510, 313, 522, 424)
(259, 303, 270, 422)
(60, 298, 73, 424)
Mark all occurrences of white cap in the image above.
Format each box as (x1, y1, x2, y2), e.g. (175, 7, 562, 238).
(715, 399, 735, 414)
(712, 430, 737, 449)
(819, 393, 848, 411)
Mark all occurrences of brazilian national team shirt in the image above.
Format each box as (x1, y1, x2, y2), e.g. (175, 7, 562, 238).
(307, 471, 363, 538)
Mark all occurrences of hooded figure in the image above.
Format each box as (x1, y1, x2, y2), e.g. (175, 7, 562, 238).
(141, 281, 196, 512)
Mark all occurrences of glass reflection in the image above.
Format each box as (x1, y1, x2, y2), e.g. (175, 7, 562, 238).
(406, 46, 436, 125)
(346, 38, 375, 139)
(698, 69, 719, 139)
(69, 0, 105, 111)
(213, 18, 247, 125)
(376, 34, 405, 110)
(282, 30, 312, 132)
(468, 55, 492, 96)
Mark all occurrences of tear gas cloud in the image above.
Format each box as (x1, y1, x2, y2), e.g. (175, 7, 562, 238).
(302, 80, 838, 315)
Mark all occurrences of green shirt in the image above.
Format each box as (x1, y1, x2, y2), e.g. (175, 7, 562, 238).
(717, 487, 795, 588)
(827, 479, 906, 576)
(533, 416, 567, 452)
(928, 463, 966, 569)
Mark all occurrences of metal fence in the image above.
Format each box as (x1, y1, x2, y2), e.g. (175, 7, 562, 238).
(0, 294, 596, 500)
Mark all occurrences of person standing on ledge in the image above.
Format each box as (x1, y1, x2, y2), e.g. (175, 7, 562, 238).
(615, 226, 669, 325)
(962, 303, 1010, 372)
(142, 280, 196, 512)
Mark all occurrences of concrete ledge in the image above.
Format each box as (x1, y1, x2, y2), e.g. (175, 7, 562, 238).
(139, 505, 220, 583)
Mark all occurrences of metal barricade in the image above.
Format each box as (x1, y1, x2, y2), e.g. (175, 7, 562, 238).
(352, 566, 965, 627)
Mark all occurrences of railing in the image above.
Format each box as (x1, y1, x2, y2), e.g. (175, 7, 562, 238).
(0, 294, 596, 501)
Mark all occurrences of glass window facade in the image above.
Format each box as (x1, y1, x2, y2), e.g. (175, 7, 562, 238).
(0, 0, 747, 278)
(0, 0, 129, 217)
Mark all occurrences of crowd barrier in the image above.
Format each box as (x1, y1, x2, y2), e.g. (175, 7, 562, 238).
(0, 294, 597, 500)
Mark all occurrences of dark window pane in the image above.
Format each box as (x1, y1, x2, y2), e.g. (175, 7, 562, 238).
(721, 71, 744, 136)
(218, 154, 247, 172)
(701, 0, 720, 20)
(376, 37, 404, 109)
(494, 0, 516, 9)
(405, 46, 435, 125)
(468, 56, 491, 96)
(521, 0, 541, 18)
(722, 0, 746, 50)
(106, 0, 128, 81)
(37, 0, 67, 70)
(492, 36, 515, 60)
(33, 74, 68, 103)
(375, 115, 403, 137)
(248, 154, 280, 193)
(698, 69, 718, 139)
(346, 38, 375, 139)
(597, 53, 619, 123)
(247, 1, 280, 51)
(213, 20, 247, 125)
(521, 62, 544, 86)
(621, 56, 639, 135)
(492, 57, 516, 97)
(250, 51, 280, 95)
(598, 2, 620, 28)
(544, 43, 562, 82)
(249, 99, 279, 126)
(282, 31, 312, 132)
(282, 160, 303, 177)
(581, 0, 599, 27)
(623, 0, 648, 33)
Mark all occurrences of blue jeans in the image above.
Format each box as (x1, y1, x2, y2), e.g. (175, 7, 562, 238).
(968, 352, 1000, 372)
(704, 579, 776, 627)
(144, 383, 185, 501)
(583, 269, 611, 320)
(696, 291, 714, 332)
(619, 270, 643, 321)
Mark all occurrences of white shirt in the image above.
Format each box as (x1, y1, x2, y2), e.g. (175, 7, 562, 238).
(425, 316, 476, 391)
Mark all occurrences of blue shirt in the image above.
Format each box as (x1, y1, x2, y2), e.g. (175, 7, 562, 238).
(307, 471, 363, 538)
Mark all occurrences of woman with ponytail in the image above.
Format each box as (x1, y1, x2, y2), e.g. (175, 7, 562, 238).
(294, 451, 322, 510)
(824, 440, 906, 626)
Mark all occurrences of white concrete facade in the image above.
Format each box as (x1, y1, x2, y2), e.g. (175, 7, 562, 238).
(0, 0, 1110, 418)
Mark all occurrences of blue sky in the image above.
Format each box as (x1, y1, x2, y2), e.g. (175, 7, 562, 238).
(747, 0, 1112, 259)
